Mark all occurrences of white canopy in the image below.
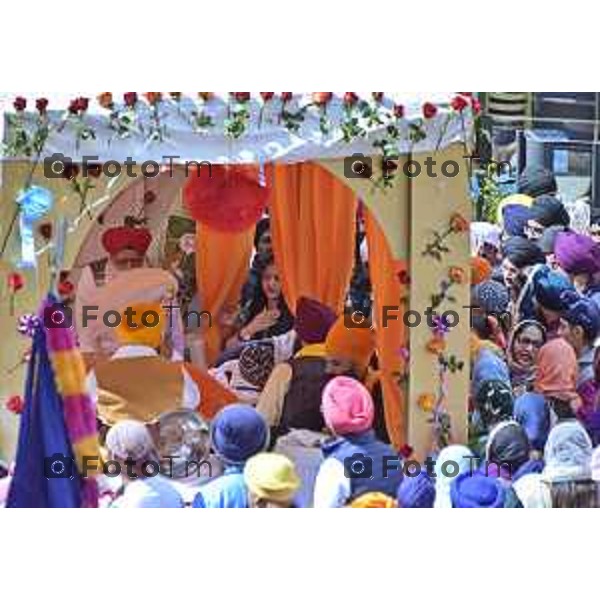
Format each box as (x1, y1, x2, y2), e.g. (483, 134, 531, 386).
(0, 92, 472, 164)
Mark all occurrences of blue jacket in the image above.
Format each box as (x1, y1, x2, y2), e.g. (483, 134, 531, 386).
(192, 465, 249, 508)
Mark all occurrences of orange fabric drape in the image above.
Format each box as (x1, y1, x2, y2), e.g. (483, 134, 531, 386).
(196, 225, 254, 364)
(268, 162, 356, 314)
(184, 363, 238, 420)
(365, 211, 407, 449)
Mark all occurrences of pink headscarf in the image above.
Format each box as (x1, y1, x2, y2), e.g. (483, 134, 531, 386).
(321, 376, 374, 435)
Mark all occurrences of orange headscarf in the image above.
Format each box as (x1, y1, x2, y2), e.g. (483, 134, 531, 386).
(534, 338, 580, 404)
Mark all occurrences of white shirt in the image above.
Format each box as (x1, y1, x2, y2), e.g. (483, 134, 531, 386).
(86, 345, 200, 411)
(110, 475, 184, 508)
(313, 457, 351, 508)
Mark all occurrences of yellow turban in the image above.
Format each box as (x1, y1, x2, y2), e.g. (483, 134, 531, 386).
(325, 316, 376, 370)
(349, 492, 397, 508)
(115, 302, 165, 348)
(295, 343, 327, 359)
(243, 453, 301, 505)
(496, 194, 533, 226)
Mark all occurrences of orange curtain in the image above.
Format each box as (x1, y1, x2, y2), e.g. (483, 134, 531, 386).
(196, 225, 254, 364)
(365, 211, 407, 449)
(269, 162, 356, 314)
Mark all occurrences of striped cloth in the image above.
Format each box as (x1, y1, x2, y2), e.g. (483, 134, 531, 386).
(44, 296, 102, 506)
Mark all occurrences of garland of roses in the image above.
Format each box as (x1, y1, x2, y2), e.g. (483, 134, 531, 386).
(416, 211, 469, 450)
(3, 91, 479, 170)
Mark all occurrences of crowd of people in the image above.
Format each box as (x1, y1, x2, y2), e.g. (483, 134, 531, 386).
(4, 164, 600, 508)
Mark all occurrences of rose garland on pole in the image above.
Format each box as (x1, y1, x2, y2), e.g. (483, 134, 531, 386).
(418, 213, 469, 450)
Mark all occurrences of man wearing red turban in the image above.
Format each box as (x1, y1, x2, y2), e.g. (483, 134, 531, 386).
(75, 224, 185, 361)
(100, 225, 153, 271)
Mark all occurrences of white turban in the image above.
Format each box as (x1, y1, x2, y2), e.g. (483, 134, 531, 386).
(105, 420, 159, 463)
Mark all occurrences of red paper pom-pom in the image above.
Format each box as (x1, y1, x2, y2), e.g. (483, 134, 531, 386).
(183, 165, 269, 233)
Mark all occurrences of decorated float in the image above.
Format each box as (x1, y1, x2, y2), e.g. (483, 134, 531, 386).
(0, 92, 477, 465)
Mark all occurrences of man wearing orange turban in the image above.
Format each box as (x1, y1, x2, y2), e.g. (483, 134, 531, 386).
(256, 314, 376, 435)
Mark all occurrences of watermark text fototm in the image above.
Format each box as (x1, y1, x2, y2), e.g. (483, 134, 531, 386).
(344, 306, 462, 330)
(43, 302, 213, 331)
(344, 453, 514, 480)
(44, 153, 212, 180)
(44, 453, 212, 480)
(343, 152, 513, 181)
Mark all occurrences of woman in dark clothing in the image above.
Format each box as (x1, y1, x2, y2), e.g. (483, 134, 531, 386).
(227, 257, 294, 348)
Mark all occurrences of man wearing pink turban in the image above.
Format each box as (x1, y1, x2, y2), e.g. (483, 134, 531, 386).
(313, 377, 402, 507)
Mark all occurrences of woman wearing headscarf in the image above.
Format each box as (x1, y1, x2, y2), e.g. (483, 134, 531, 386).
(513, 393, 551, 459)
(433, 445, 474, 508)
(507, 320, 547, 396)
(512, 473, 551, 508)
(469, 379, 514, 459)
(534, 338, 581, 421)
(541, 421, 598, 508)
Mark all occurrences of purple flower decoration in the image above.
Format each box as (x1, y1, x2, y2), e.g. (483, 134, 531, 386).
(17, 313, 41, 338)
(397, 346, 410, 361)
(431, 315, 450, 338)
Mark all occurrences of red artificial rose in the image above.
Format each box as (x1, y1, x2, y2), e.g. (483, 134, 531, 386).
(58, 280, 75, 296)
(393, 104, 405, 119)
(343, 92, 359, 106)
(68, 99, 79, 114)
(7, 272, 24, 292)
(397, 269, 411, 285)
(260, 92, 274, 102)
(79, 97, 89, 112)
(312, 92, 333, 106)
(124, 92, 138, 107)
(36, 97, 49, 113)
(13, 97, 27, 111)
(38, 222, 53, 241)
(398, 444, 414, 459)
(231, 92, 251, 102)
(471, 98, 482, 115)
(281, 92, 293, 103)
(5, 395, 24, 415)
(372, 92, 384, 103)
(451, 95, 469, 112)
(422, 102, 438, 119)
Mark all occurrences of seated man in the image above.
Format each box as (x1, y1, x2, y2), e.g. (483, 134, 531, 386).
(86, 302, 200, 429)
(256, 308, 375, 437)
(210, 341, 275, 405)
